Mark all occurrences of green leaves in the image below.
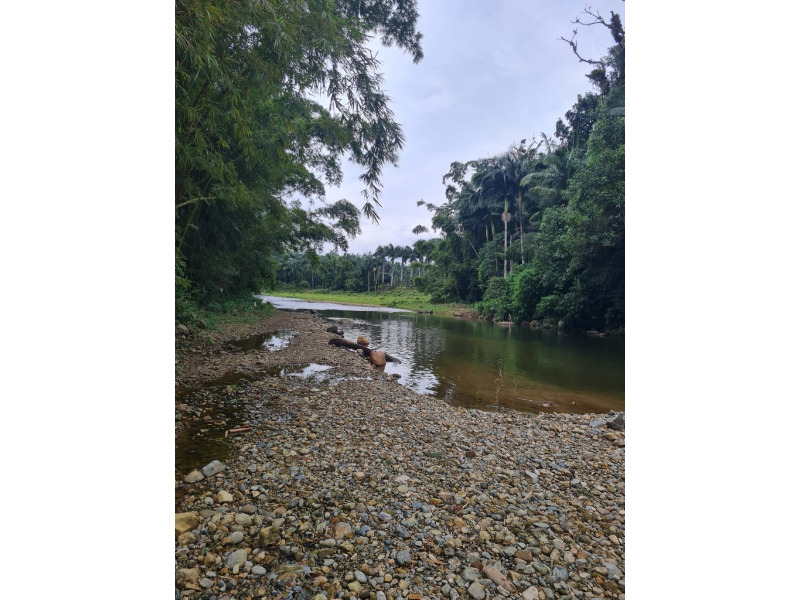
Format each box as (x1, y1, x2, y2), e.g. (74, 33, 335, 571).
(176, 0, 423, 303)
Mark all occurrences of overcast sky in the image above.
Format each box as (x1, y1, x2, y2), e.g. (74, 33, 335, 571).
(315, 0, 626, 255)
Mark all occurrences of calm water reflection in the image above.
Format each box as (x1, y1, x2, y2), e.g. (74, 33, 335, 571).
(257, 296, 624, 414)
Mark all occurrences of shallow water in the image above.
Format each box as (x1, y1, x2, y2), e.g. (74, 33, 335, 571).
(257, 295, 624, 414)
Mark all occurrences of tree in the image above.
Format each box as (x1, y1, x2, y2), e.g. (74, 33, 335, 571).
(387, 243, 398, 286)
(398, 245, 412, 286)
(176, 0, 424, 304)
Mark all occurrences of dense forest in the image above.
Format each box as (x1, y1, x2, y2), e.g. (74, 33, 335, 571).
(176, 1, 624, 333)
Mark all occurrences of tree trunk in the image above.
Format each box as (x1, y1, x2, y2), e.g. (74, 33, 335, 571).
(503, 218, 508, 278)
(518, 190, 524, 264)
(328, 337, 402, 363)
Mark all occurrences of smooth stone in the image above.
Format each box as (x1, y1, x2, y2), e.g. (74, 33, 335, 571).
(199, 578, 214, 589)
(396, 550, 411, 565)
(603, 562, 623, 581)
(201, 460, 226, 477)
(514, 550, 533, 562)
(229, 531, 244, 544)
(225, 549, 247, 569)
(462, 567, 481, 582)
(552, 566, 568, 582)
(251, 566, 267, 576)
(354, 570, 367, 584)
(522, 586, 538, 600)
(467, 581, 485, 600)
(184, 470, 205, 483)
(217, 490, 234, 503)
(234, 513, 253, 527)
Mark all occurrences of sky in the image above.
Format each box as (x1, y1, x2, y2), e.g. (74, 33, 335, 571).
(314, 0, 626, 255)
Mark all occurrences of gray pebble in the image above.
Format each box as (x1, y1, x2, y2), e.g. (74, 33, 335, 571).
(229, 531, 244, 544)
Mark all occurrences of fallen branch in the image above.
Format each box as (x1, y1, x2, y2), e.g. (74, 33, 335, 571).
(328, 337, 402, 364)
(224, 426, 251, 438)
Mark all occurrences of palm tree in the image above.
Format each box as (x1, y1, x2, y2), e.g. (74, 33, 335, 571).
(398, 245, 412, 286)
(382, 243, 395, 286)
(412, 238, 427, 278)
(520, 138, 577, 218)
(473, 139, 543, 265)
(374, 245, 386, 287)
(501, 199, 511, 278)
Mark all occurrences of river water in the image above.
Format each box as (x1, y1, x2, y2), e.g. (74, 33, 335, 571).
(257, 295, 624, 415)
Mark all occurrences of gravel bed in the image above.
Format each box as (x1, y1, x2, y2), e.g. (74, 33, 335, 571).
(175, 311, 625, 600)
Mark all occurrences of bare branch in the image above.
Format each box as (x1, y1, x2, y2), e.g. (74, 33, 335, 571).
(559, 29, 604, 66)
(176, 196, 214, 210)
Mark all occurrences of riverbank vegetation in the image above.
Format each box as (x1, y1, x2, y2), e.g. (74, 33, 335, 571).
(266, 287, 472, 317)
(175, 3, 623, 333)
(175, 0, 424, 323)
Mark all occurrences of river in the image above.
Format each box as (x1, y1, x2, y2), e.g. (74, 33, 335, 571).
(257, 295, 624, 414)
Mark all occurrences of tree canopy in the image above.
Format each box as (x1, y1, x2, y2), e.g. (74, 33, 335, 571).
(175, 0, 423, 310)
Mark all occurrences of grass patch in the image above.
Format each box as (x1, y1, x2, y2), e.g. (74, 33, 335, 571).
(264, 288, 472, 317)
(193, 295, 276, 332)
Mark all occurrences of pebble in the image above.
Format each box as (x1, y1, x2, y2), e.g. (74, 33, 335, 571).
(224, 549, 247, 570)
(467, 581, 486, 600)
(183, 470, 205, 483)
(201, 460, 225, 477)
(462, 567, 481, 581)
(174, 311, 625, 600)
(229, 531, 244, 544)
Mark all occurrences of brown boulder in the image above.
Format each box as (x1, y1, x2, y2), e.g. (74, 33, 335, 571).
(369, 351, 386, 367)
(176, 567, 201, 591)
(357, 335, 369, 346)
(175, 512, 200, 536)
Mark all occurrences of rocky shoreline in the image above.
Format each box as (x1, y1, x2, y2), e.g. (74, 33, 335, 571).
(175, 311, 625, 600)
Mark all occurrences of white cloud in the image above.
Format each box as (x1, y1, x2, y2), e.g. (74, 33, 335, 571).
(320, 0, 625, 255)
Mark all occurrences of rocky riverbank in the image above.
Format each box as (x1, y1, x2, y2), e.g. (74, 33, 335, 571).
(175, 311, 625, 600)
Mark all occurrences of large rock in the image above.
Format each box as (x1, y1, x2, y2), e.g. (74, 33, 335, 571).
(606, 413, 625, 431)
(176, 567, 201, 591)
(201, 460, 225, 477)
(357, 336, 369, 346)
(175, 512, 200, 536)
(183, 470, 204, 483)
(369, 350, 386, 367)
